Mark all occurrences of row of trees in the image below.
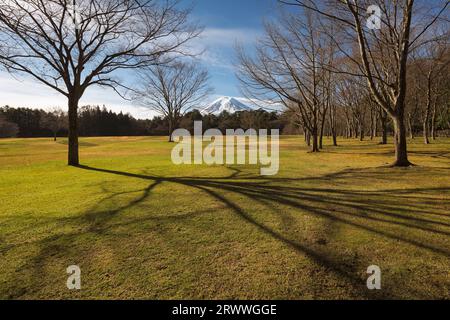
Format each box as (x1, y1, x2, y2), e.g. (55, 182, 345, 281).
(0, 114, 19, 138)
(4, 101, 447, 140)
(0, 105, 154, 138)
(0, 105, 286, 138)
(237, 0, 449, 166)
(0, 106, 66, 139)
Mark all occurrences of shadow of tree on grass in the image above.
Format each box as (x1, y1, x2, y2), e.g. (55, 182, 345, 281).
(4, 164, 449, 299)
(70, 165, 450, 298)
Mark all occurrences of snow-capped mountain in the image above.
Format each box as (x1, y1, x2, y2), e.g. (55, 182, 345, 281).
(201, 96, 253, 115)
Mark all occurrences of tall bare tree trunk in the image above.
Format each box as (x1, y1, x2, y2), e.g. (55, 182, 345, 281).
(380, 111, 388, 144)
(311, 128, 319, 152)
(168, 119, 173, 142)
(319, 112, 327, 149)
(423, 71, 433, 144)
(329, 114, 338, 147)
(370, 110, 374, 140)
(423, 110, 430, 144)
(328, 105, 338, 146)
(305, 129, 311, 146)
(332, 132, 337, 146)
(407, 113, 414, 139)
(392, 108, 411, 167)
(373, 113, 378, 138)
(168, 117, 179, 142)
(346, 121, 351, 138)
(319, 128, 324, 149)
(431, 100, 437, 140)
(359, 121, 364, 141)
(68, 95, 80, 166)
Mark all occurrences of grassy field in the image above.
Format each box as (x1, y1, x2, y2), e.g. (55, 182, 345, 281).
(0, 135, 449, 299)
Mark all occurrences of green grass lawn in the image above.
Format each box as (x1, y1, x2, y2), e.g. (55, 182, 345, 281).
(0, 136, 449, 299)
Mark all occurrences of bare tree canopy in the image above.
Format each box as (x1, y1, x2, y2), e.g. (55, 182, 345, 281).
(134, 61, 212, 141)
(40, 108, 68, 141)
(275, 0, 449, 166)
(409, 32, 450, 144)
(237, 10, 337, 152)
(0, 0, 201, 165)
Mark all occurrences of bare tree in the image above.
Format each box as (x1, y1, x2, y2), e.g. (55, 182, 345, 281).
(328, 100, 339, 146)
(280, 0, 449, 166)
(405, 67, 422, 140)
(237, 10, 335, 152)
(134, 61, 211, 142)
(338, 76, 369, 141)
(410, 35, 449, 144)
(432, 55, 450, 137)
(41, 108, 68, 141)
(0, 0, 201, 165)
(319, 34, 338, 148)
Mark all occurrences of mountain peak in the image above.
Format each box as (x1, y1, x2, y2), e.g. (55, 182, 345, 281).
(201, 96, 252, 115)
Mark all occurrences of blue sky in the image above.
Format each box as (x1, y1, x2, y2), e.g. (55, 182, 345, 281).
(190, 0, 278, 98)
(1, 0, 446, 118)
(0, 0, 279, 118)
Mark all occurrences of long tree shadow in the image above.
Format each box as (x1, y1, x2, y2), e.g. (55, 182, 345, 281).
(74, 164, 450, 252)
(7, 164, 448, 299)
(71, 164, 450, 298)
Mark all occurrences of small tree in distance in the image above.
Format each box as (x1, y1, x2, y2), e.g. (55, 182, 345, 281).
(134, 61, 212, 142)
(41, 109, 68, 141)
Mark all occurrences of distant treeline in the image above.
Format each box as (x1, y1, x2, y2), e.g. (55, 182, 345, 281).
(0, 105, 291, 138)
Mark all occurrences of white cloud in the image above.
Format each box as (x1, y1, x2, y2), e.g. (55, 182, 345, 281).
(200, 28, 261, 46)
(188, 27, 261, 71)
(0, 27, 263, 119)
(0, 71, 157, 119)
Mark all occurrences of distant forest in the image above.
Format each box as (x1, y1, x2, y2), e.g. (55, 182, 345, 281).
(1, 104, 449, 141)
(0, 105, 289, 138)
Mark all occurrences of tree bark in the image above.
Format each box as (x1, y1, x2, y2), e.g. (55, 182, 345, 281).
(168, 118, 174, 142)
(332, 132, 337, 146)
(370, 111, 374, 140)
(373, 113, 378, 138)
(305, 131, 311, 146)
(407, 113, 414, 139)
(328, 106, 338, 146)
(311, 129, 319, 152)
(423, 71, 432, 144)
(68, 95, 80, 166)
(359, 122, 364, 141)
(392, 113, 412, 167)
(431, 100, 437, 140)
(380, 111, 388, 144)
(319, 107, 327, 149)
(423, 113, 430, 144)
(330, 118, 338, 146)
(319, 121, 325, 149)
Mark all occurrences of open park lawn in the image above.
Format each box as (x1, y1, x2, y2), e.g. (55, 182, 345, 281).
(0, 136, 449, 299)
